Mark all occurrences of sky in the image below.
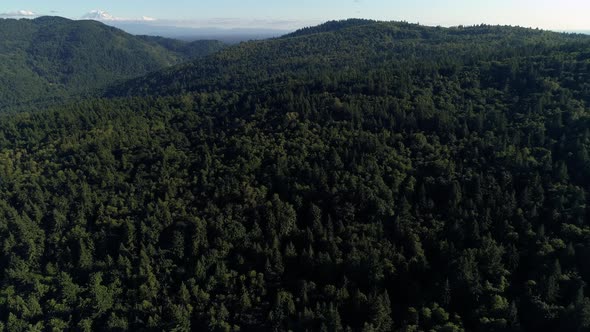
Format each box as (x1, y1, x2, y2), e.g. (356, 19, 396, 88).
(0, 0, 589, 31)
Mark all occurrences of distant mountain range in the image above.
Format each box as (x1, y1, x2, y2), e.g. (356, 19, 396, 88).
(72, 10, 291, 43)
(106, 21, 290, 43)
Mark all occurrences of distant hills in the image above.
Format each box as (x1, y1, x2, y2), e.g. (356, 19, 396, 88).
(0, 16, 225, 109)
(73, 9, 290, 43)
(107, 21, 290, 43)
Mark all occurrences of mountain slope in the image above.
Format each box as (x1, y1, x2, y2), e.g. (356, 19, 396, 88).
(0, 16, 225, 109)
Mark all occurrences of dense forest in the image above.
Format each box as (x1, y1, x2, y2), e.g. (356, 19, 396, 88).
(0, 16, 225, 109)
(2, 18, 590, 331)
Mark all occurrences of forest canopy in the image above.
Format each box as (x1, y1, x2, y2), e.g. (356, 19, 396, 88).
(1, 19, 590, 331)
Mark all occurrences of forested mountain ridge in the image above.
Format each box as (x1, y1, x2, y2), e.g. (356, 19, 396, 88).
(281, 18, 378, 37)
(0, 16, 225, 109)
(107, 19, 590, 98)
(3, 19, 590, 331)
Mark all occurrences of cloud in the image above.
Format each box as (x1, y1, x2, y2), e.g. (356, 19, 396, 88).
(0, 10, 37, 17)
(17, 10, 35, 16)
(81, 10, 116, 21)
(81, 10, 157, 22)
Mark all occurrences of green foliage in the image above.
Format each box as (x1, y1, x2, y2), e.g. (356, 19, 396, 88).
(2, 18, 590, 331)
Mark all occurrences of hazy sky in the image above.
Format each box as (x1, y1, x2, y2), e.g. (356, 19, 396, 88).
(0, 0, 588, 30)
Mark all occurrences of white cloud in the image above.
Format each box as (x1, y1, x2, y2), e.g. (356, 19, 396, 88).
(17, 10, 35, 16)
(81, 10, 157, 22)
(81, 10, 117, 21)
(0, 10, 37, 17)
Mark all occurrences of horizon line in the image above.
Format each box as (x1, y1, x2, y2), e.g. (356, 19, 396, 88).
(2, 15, 590, 34)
